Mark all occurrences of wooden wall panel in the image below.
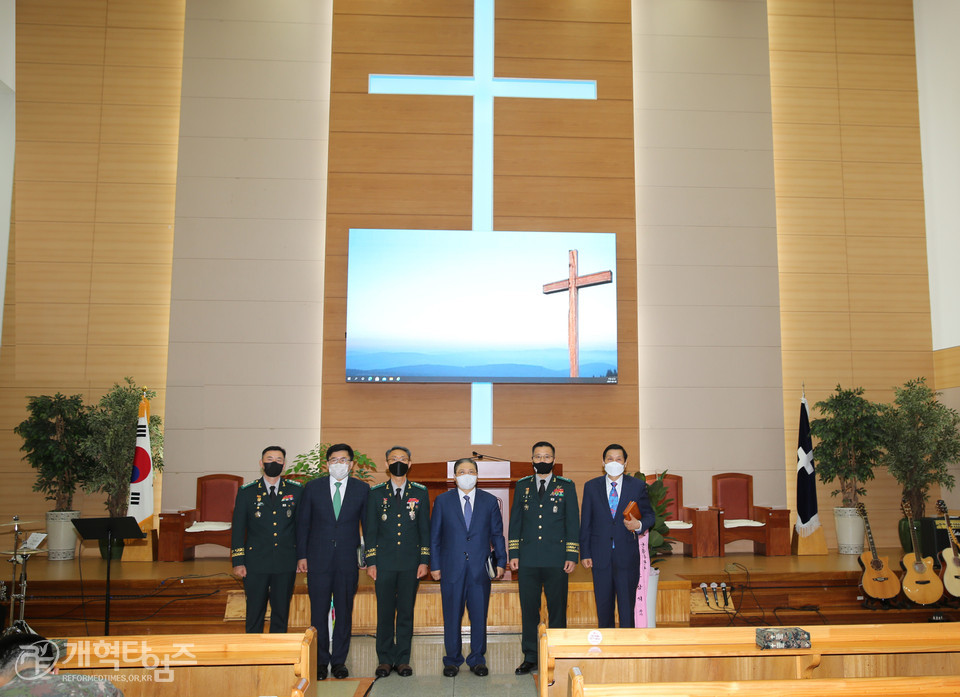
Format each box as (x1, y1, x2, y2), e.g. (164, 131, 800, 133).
(770, 0, 934, 549)
(321, 0, 637, 475)
(934, 347, 960, 391)
(2, 0, 184, 527)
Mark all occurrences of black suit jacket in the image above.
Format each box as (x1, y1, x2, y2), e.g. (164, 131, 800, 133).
(296, 475, 369, 569)
(579, 474, 655, 570)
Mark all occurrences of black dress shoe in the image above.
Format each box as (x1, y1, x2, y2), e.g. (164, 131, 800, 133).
(375, 663, 391, 678)
(443, 665, 459, 677)
(515, 660, 536, 675)
(332, 663, 349, 679)
(470, 663, 489, 676)
(317, 665, 328, 681)
(396, 664, 413, 677)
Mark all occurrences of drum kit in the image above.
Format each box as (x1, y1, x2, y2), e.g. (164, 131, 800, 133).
(1, 515, 44, 636)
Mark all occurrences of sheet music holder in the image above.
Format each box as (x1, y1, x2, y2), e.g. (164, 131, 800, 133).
(72, 517, 146, 635)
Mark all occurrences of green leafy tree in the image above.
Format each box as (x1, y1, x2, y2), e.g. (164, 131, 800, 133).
(82, 378, 164, 518)
(809, 385, 883, 508)
(880, 377, 960, 518)
(14, 393, 96, 511)
(286, 442, 378, 483)
(632, 470, 674, 567)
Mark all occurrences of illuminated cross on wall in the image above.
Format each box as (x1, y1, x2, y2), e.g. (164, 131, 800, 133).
(368, 0, 597, 232)
(543, 250, 613, 378)
(365, 0, 599, 443)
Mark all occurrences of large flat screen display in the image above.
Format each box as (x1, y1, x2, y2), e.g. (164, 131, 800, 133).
(345, 229, 618, 384)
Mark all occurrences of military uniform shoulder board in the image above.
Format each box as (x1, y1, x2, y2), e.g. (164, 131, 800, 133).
(371, 481, 387, 490)
(410, 481, 427, 490)
(556, 475, 573, 483)
(240, 480, 257, 490)
(286, 478, 303, 487)
(517, 475, 533, 483)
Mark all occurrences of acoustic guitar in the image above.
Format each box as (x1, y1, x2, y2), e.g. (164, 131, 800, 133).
(900, 498, 944, 605)
(936, 499, 960, 598)
(856, 502, 901, 600)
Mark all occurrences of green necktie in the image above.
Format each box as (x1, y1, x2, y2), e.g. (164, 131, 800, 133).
(333, 481, 342, 519)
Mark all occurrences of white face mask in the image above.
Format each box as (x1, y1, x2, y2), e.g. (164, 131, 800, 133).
(329, 462, 350, 481)
(456, 474, 477, 491)
(604, 461, 625, 478)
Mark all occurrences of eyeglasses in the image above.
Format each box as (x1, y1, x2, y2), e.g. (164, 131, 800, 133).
(328, 457, 352, 465)
(532, 455, 554, 462)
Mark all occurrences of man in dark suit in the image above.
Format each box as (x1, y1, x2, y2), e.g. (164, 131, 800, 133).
(296, 443, 369, 681)
(579, 443, 655, 628)
(231, 445, 303, 634)
(509, 441, 580, 674)
(364, 445, 431, 678)
(430, 458, 507, 677)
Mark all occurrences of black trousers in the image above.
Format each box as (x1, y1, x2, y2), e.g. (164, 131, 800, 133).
(308, 565, 359, 667)
(374, 568, 420, 665)
(591, 556, 640, 628)
(518, 565, 568, 662)
(243, 570, 296, 633)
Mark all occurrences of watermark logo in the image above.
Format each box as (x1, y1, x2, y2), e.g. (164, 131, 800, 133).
(14, 639, 59, 681)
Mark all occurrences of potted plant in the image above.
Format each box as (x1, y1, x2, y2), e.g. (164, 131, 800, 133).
(285, 442, 378, 484)
(14, 393, 96, 561)
(879, 377, 960, 550)
(809, 385, 883, 554)
(82, 378, 164, 557)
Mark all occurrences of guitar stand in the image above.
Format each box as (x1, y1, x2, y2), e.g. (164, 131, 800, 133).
(862, 597, 897, 611)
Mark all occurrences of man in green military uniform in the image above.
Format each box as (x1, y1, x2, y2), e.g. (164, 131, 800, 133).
(508, 441, 580, 674)
(231, 446, 303, 633)
(364, 446, 430, 678)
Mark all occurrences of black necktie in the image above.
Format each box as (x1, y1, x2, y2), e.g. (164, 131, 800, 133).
(395, 488, 402, 502)
(269, 485, 276, 501)
(538, 479, 546, 498)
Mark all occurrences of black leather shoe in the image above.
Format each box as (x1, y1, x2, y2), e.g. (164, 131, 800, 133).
(396, 664, 413, 677)
(515, 660, 536, 675)
(317, 665, 328, 681)
(332, 663, 349, 679)
(443, 665, 459, 677)
(375, 663, 391, 678)
(470, 663, 489, 676)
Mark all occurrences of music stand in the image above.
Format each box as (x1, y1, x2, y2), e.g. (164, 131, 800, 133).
(72, 517, 146, 635)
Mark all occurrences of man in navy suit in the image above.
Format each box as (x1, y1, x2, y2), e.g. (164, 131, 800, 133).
(430, 458, 507, 677)
(296, 443, 369, 680)
(579, 444, 655, 628)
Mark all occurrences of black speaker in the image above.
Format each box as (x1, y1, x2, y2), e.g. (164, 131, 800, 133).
(915, 516, 960, 570)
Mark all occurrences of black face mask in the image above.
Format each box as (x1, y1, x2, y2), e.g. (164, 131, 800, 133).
(263, 461, 283, 478)
(388, 461, 409, 477)
(533, 461, 554, 475)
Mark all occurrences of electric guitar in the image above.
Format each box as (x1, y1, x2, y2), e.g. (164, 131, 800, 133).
(936, 499, 960, 598)
(856, 502, 901, 599)
(900, 498, 944, 605)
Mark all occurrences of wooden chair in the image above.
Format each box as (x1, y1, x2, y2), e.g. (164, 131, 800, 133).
(645, 473, 719, 557)
(712, 472, 790, 556)
(159, 474, 243, 561)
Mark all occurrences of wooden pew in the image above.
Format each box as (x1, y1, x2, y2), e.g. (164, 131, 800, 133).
(57, 628, 316, 697)
(568, 667, 960, 697)
(540, 623, 960, 697)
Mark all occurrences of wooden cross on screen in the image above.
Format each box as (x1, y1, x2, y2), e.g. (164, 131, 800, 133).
(543, 249, 612, 378)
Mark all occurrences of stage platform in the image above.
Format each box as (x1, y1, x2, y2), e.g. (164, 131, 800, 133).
(6, 549, 957, 637)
